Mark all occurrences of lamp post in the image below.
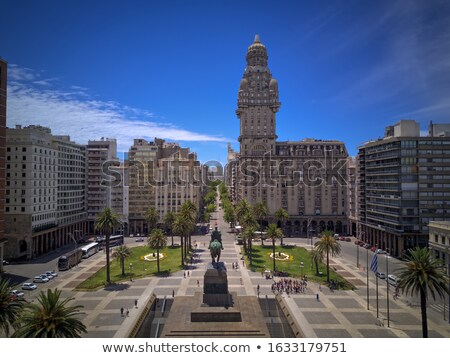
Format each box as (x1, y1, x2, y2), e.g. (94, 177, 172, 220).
(129, 263, 133, 282)
(300, 261, 304, 278)
(386, 254, 390, 328)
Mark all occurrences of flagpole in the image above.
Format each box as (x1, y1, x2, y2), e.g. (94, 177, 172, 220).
(366, 248, 369, 310)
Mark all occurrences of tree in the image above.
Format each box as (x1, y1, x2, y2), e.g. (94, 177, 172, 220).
(95, 207, 121, 284)
(12, 289, 87, 338)
(180, 201, 197, 252)
(163, 211, 176, 247)
(266, 223, 283, 272)
(112, 245, 132, 276)
(173, 213, 193, 266)
(274, 208, 289, 246)
(148, 228, 168, 273)
(235, 199, 251, 224)
(398, 247, 449, 338)
(309, 248, 324, 276)
(314, 230, 341, 282)
(0, 278, 24, 337)
(241, 226, 257, 266)
(223, 205, 236, 228)
(253, 201, 268, 245)
(144, 207, 160, 233)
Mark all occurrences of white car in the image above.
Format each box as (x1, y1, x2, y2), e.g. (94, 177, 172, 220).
(45, 270, 58, 278)
(11, 289, 25, 299)
(22, 282, 37, 290)
(375, 249, 386, 254)
(33, 275, 49, 283)
(376, 272, 386, 279)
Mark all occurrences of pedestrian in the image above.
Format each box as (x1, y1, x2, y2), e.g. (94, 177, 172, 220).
(316, 293, 319, 301)
(134, 299, 138, 308)
(172, 289, 175, 297)
(126, 309, 129, 317)
(197, 279, 200, 287)
(120, 307, 124, 316)
(183, 271, 186, 278)
(187, 271, 190, 277)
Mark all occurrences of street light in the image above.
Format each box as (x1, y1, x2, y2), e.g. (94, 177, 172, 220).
(129, 263, 133, 282)
(300, 261, 304, 278)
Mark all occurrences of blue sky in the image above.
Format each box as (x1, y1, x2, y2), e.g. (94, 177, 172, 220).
(1, 0, 450, 164)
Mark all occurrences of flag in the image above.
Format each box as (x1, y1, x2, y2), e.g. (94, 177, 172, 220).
(370, 254, 378, 273)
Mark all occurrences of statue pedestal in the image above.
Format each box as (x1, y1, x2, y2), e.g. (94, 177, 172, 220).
(203, 262, 229, 306)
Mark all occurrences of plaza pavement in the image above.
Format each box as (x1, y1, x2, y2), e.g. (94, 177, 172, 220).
(43, 209, 450, 338)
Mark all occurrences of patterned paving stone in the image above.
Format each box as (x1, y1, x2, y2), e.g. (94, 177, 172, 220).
(342, 311, 377, 325)
(114, 287, 146, 297)
(157, 279, 182, 286)
(403, 329, 444, 338)
(69, 299, 102, 310)
(314, 329, 352, 338)
(293, 297, 326, 308)
(105, 299, 137, 310)
(91, 313, 126, 326)
(84, 330, 116, 338)
(390, 312, 421, 325)
(85, 289, 114, 298)
(358, 329, 398, 338)
(303, 312, 340, 324)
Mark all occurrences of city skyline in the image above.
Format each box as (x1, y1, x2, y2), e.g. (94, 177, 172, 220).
(1, 0, 450, 163)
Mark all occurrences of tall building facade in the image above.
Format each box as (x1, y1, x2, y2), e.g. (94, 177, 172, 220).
(86, 138, 118, 233)
(128, 138, 201, 235)
(4, 125, 87, 259)
(428, 221, 450, 276)
(357, 120, 450, 257)
(0, 59, 7, 271)
(231, 35, 349, 236)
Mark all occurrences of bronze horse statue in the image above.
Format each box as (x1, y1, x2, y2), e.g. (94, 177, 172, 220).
(208, 227, 223, 264)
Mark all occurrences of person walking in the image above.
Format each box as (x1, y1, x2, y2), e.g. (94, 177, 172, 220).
(316, 293, 320, 301)
(126, 309, 129, 317)
(120, 307, 124, 316)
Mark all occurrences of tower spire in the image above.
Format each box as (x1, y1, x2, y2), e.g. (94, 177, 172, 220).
(254, 34, 261, 43)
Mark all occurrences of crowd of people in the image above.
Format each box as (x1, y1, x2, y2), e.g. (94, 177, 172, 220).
(271, 277, 309, 295)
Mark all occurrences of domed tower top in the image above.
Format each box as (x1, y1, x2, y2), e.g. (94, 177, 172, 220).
(246, 34, 268, 67)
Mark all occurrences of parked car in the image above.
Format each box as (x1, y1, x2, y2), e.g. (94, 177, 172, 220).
(345, 237, 351, 242)
(33, 275, 49, 283)
(10, 289, 25, 299)
(339, 236, 346, 241)
(375, 249, 386, 254)
(22, 282, 37, 290)
(376, 272, 386, 279)
(41, 273, 54, 280)
(370, 246, 377, 252)
(364, 243, 371, 249)
(45, 270, 58, 278)
(2, 259, 9, 265)
(135, 237, 144, 242)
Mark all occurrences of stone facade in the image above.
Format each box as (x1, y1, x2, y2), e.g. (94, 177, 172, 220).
(428, 221, 450, 275)
(229, 35, 349, 236)
(357, 120, 450, 258)
(0, 59, 7, 270)
(4, 125, 87, 259)
(128, 138, 201, 235)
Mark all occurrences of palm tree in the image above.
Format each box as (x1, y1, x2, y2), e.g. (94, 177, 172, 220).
(241, 226, 257, 266)
(95, 207, 121, 284)
(112, 245, 132, 276)
(314, 230, 341, 282)
(266, 223, 283, 272)
(173, 213, 192, 266)
(223, 205, 236, 228)
(144, 207, 160, 234)
(309, 248, 324, 276)
(398, 247, 449, 338)
(180, 201, 197, 252)
(164, 211, 176, 247)
(0, 277, 24, 337)
(12, 288, 87, 338)
(235, 199, 251, 224)
(253, 201, 268, 245)
(148, 228, 168, 273)
(274, 208, 289, 246)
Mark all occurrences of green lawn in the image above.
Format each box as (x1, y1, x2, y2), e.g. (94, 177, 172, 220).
(245, 244, 355, 290)
(76, 245, 183, 290)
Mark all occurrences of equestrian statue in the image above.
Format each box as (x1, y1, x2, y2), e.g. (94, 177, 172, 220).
(208, 227, 223, 264)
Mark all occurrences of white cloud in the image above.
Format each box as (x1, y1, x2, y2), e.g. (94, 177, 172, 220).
(6, 65, 229, 155)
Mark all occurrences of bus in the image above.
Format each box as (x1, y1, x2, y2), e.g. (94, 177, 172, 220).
(109, 235, 124, 247)
(58, 248, 82, 270)
(81, 242, 99, 259)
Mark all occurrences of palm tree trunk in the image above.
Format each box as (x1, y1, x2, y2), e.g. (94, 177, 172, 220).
(180, 235, 184, 266)
(260, 222, 264, 246)
(121, 257, 125, 276)
(249, 239, 253, 266)
(272, 238, 276, 272)
(315, 260, 319, 275)
(171, 234, 174, 247)
(420, 287, 428, 338)
(156, 247, 160, 273)
(106, 233, 111, 283)
(326, 247, 330, 282)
